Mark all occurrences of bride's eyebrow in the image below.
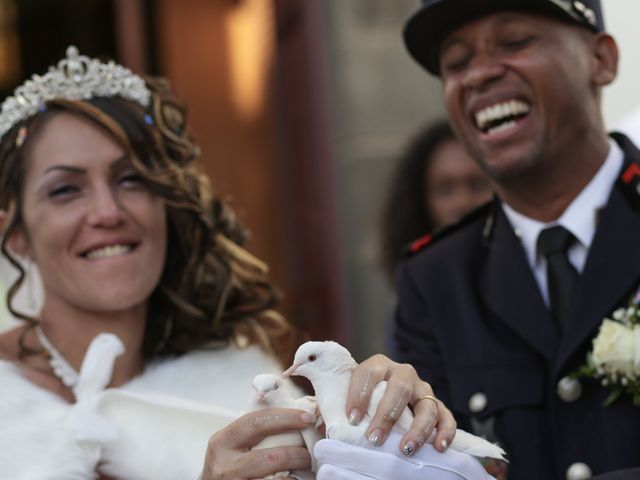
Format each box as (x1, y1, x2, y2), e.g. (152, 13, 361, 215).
(43, 165, 85, 176)
(109, 154, 133, 172)
(41, 153, 131, 177)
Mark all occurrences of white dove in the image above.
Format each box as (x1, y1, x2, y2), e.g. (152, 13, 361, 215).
(247, 373, 322, 478)
(282, 341, 506, 461)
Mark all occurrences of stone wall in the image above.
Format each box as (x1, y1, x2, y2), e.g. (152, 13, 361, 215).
(322, 0, 444, 357)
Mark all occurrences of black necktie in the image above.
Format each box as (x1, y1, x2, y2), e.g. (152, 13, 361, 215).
(536, 226, 579, 332)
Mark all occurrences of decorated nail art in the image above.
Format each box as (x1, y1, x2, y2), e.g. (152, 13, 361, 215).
(402, 441, 416, 457)
(368, 428, 383, 446)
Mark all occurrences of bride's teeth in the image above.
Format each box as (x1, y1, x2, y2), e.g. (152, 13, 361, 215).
(86, 244, 132, 259)
(474, 99, 530, 131)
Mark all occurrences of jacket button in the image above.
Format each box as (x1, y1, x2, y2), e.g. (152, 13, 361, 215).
(468, 392, 487, 413)
(557, 377, 582, 403)
(566, 462, 592, 480)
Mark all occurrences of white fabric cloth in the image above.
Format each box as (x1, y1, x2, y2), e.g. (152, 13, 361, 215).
(0, 335, 293, 479)
(502, 138, 624, 305)
(315, 432, 495, 480)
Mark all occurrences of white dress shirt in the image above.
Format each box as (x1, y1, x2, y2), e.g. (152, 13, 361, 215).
(502, 139, 624, 306)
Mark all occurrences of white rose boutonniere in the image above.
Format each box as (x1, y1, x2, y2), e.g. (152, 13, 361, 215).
(574, 297, 640, 406)
(591, 319, 640, 379)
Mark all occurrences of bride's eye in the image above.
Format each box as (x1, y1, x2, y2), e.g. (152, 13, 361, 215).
(48, 183, 79, 199)
(119, 172, 143, 187)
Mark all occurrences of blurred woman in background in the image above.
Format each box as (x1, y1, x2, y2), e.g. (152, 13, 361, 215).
(380, 120, 492, 283)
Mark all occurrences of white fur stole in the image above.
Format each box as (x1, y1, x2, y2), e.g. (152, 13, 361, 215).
(0, 345, 292, 479)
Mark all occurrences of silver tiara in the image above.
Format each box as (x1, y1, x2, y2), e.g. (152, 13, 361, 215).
(0, 45, 151, 142)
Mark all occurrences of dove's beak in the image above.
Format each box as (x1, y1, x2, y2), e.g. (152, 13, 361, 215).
(256, 391, 266, 400)
(281, 363, 299, 378)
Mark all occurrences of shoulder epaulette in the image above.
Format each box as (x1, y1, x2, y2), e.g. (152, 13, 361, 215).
(403, 199, 495, 257)
(408, 234, 433, 254)
(611, 132, 640, 213)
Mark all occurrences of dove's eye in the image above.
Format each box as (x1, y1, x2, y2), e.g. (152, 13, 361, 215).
(308, 354, 317, 362)
(274, 384, 279, 390)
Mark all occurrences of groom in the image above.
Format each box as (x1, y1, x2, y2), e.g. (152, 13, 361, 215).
(395, 1, 640, 479)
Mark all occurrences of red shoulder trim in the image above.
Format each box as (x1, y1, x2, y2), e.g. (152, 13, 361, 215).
(622, 163, 640, 184)
(410, 234, 433, 254)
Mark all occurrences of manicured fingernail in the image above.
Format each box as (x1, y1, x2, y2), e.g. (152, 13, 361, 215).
(348, 408, 362, 425)
(300, 412, 316, 424)
(402, 441, 416, 457)
(441, 439, 449, 450)
(368, 428, 383, 446)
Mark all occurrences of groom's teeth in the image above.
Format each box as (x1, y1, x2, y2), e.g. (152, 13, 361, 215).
(475, 99, 530, 131)
(86, 244, 132, 259)
(487, 120, 517, 135)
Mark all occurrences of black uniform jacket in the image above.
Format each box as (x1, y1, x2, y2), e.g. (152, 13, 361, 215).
(394, 134, 640, 480)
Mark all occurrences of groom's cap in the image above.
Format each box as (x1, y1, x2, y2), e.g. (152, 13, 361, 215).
(403, 0, 605, 75)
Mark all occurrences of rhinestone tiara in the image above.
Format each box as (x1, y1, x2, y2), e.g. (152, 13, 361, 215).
(0, 45, 151, 142)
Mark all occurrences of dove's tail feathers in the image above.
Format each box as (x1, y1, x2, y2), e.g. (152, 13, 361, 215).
(449, 429, 507, 461)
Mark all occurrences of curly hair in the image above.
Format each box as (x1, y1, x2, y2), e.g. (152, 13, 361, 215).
(379, 120, 456, 283)
(0, 76, 300, 367)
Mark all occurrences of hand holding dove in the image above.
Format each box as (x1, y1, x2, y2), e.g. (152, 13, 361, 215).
(247, 373, 322, 478)
(282, 341, 505, 479)
(202, 406, 314, 480)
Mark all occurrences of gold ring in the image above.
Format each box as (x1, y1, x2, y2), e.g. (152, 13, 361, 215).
(415, 394, 438, 408)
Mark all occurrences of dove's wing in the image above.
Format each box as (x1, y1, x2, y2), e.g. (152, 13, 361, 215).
(367, 381, 414, 433)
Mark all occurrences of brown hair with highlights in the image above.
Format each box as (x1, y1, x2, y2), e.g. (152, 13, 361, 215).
(0, 76, 300, 366)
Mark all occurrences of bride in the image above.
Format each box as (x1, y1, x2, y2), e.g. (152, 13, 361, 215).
(0, 47, 454, 479)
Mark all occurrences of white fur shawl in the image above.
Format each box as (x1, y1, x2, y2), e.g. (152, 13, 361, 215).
(0, 345, 295, 479)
